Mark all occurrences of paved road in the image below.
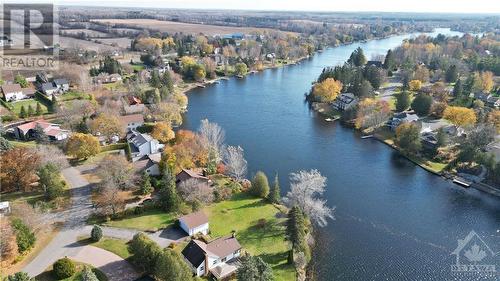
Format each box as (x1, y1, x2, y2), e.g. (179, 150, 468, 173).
(22, 166, 184, 280)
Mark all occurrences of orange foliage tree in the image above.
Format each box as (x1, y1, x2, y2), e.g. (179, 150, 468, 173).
(0, 147, 41, 192)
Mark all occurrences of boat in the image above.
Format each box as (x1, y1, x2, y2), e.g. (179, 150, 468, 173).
(197, 84, 206, 88)
(361, 135, 373, 139)
(325, 118, 333, 122)
(453, 177, 471, 188)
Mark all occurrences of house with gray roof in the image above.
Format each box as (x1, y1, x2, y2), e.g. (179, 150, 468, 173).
(182, 233, 242, 279)
(127, 129, 164, 162)
(40, 82, 57, 96)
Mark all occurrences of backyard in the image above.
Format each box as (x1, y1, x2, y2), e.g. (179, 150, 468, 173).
(9, 98, 49, 115)
(206, 193, 295, 281)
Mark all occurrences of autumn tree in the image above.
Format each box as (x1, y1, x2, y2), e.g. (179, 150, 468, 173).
(480, 71, 494, 92)
(355, 99, 391, 129)
(0, 147, 41, 192)
(89, 114, 124, 143)
(235, 63, 248, 76)
(312, 78, 343, 102)
(164, 130, 208, 172)
(409, 80, 422, 91)
(65, 133, 100, 160)
(177, 178, 214, 206)
(395, 123, 421, 154)
(443, 106, 477, 127)
(151, 122, 175, 143)
(487, 110, 500, 133)
(95, 184, 127, 217)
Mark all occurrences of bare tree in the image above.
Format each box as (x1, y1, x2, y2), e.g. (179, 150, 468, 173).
(198, 119, 225, 160)
(37, 145, 69, 171)
(95, 184, 127, 217)
(283, 169, 334, 227)
(97, 155, 136, 190)
(177, 178, 214, 204)
(223, 145, 247, 180)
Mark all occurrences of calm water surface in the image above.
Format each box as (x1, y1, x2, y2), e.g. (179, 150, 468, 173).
(182, 29, 500, 280)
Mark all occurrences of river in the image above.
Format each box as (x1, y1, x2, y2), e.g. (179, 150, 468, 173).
(181, 28, 500, 280)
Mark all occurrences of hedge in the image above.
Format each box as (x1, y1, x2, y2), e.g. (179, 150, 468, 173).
(100, 142, 128, 152)
(53, 258, 76, 279)
(11, 218, 36, 254)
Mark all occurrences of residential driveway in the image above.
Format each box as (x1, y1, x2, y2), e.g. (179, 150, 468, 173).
(22, 166, 138, 280)
(22, 165, 181, 279)
(71, 246, 139, 281)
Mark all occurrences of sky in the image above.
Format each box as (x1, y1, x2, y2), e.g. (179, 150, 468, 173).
(8, 0, 500, 14)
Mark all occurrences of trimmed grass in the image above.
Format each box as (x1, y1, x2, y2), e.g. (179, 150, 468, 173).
(36, 262, 107, 281)
(80, 237, 131, 259)
(57, 91, 91, 102)
(102, 209, 175, 232)
(10, 98, 48, 115)
(205, 193, 295, 281)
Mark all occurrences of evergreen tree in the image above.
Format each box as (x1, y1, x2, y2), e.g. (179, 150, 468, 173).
(251, 171, 270, 198)
(395, 91, 411, 112)
(453, 79, 463, 97)
(141, 172, 153, 195)
(159, 166, 181, 212)
(35, 102, 43, 116)
(154, 249, 194, 281)
(348, 47, 367, 67)
(206, 149, 217, 175)
(0, 136, 12, 152)
(81, 266, 99, 281)
(90, 225, 103, 242)
(27, 105, 34, 117)
(286, 206, 308, 255)
(268, 173, 281, 203)
(161, 71, 174, 92)
(383, 49, 395, 70)
(445, 65, 458, 83)
(51, 94, 58, 112)
(37, 163, 64, 200)
(150, 70, 161, 88)
(19, 106, 27, 118)
(237, 256, 274, 281)
(33, 124, 49, 144)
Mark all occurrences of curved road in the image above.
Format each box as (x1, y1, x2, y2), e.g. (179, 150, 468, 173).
(22, 166, 183, 280)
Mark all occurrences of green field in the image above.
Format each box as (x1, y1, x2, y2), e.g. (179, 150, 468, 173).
(206, 193, 295, 281)
(57, 91, 92, 102)
(9, 98, 49, 115)
(102, 209, 175, 232)
(82, 237, 131, 260)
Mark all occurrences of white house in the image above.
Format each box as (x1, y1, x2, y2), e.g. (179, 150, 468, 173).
(182, 234, 242, 279)
(119, 114, 145, 131)
(133, 152, 161, 176)
(53, 78, 70, 92)
(40, 82, 58, 96)
(0, 36, 13, 47)
(178, 211, 209, 236)
(1, 84, 24, 101)
(127, 130, 164, 162)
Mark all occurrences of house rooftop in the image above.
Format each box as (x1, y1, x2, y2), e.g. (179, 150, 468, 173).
(119, 114, 144, 125)
(179, 211, 209, 230)
(1, 84, 22, 94)
(180, 168, 209, 180)
(182, 234, 241, 268)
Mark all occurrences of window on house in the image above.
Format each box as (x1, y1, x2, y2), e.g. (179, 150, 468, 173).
(200, 265, 204, 272)
(221, 257, 227, 262)
(213, 259, 218, 265)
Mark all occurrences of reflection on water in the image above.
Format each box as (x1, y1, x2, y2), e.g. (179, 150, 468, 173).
(182, 28, 500, 280)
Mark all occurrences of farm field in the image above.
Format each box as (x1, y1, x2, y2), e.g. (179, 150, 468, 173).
(90, 19, 293, 36)
(59, 37, 121, 51)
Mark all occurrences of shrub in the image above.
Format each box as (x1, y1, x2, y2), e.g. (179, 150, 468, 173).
(6, 272, 33, 281)
(81, 265, 99, 281)
(90, 225, 103, 242)
(52, 257, 76, 279)
(11, 218, 36, 254)
(257, 218, 267, 228)
(251, 171, 270, 198)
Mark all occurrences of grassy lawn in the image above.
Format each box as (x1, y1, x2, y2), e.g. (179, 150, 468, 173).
(8, 140, 37, 148)
(80, 237, 131, 259)
(57, 91, 91, 102)
(131, 63, 145, 72)
(205, 192, 295, 281)
(36, 262, 107, 281)
(102, 209, 175, 232)
(10, 98, 48, 115)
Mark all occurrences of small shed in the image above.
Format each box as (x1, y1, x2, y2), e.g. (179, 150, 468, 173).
(0, 201, 11, 214)
(179, 211, 209, 236)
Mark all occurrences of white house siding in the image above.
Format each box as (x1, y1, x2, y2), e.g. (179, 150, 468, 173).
(6, 92, 26, 101)
(179, 221, 209, 236)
